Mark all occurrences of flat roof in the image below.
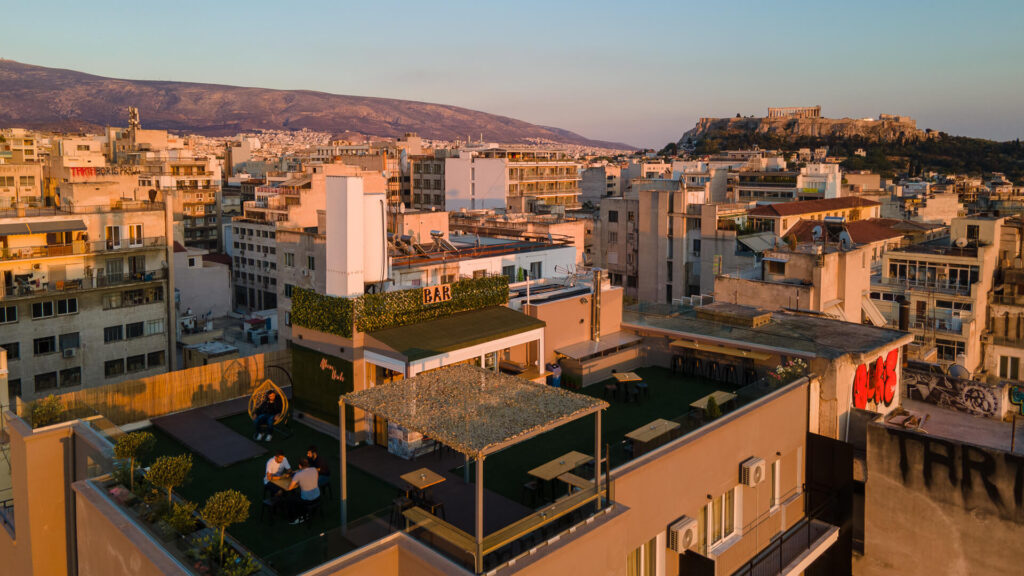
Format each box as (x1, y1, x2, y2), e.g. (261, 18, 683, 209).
(623, 302, 913, 360)
(342, 364, 607, 457)
(881, 399, 1024, 455)
(369, 306, 545, 361)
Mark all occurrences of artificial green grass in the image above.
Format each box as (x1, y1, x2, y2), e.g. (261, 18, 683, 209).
(455, 366, 736, 503)
(144, 414, 394, 575)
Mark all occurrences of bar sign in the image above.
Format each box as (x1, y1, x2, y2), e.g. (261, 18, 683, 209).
(422, 283, 452, 305)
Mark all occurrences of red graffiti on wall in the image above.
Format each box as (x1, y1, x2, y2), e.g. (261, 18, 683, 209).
(853, 348, 899, 410)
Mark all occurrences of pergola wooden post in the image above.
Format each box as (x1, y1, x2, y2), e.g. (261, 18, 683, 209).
(339, 397, 348, 534)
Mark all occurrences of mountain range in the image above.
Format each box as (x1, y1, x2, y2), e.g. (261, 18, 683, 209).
(0, 60, 632, 149)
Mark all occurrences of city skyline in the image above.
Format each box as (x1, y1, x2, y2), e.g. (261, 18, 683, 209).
(2, 0, 1022, 147)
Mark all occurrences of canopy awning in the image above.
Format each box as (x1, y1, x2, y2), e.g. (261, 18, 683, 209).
(0, 223, 30, 235)
(670, 339, 772, 361)
(369, 306, 544, 361)
(763, 256, 789, 263)
(25, 220, 87, 234)
(737, 232, 779, 253)
(555, 331, 641, 360)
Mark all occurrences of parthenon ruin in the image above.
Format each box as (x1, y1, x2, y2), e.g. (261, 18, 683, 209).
(767, 106, 821, 119)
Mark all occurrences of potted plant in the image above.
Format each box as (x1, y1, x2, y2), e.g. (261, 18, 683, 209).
(201, 490, 250, 566)
(146, 454, 193, 505)
(113, 431, 156, 491)
(31, 395, 65, 428)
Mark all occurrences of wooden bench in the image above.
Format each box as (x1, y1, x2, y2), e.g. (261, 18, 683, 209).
(403, 506, 476, 555)
(481, 486, 599, 555)
(557, 472, 593, 491)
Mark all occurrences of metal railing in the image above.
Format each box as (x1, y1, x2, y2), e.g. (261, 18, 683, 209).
(873, 276, 972, 296)
(731, 515, 832, 576)
(3, 268, 167, 298)
(0, 237, 166, 261)
(0, 202, 165, 218)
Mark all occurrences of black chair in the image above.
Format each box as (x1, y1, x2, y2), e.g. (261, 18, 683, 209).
(259, 496, 284, 525)
(521, 480, 540, 507)
(303, 497, 324, 529)
(390, 496, 413, 530)
(426, 499, 446, 520)
(621, 438, 634, 460)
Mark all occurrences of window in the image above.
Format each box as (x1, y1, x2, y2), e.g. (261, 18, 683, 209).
(0, 305, 16, 324)
(284, 284, 294, 298)
(127, 354, 147, 372)
(625, 536, 658, 576)
(765, 260, 786, 275)
(9, 379, 21, 398)
(59, 332, 80, 351)
(32, 301, 54, 319)
(19, 176, 35, 186)
(104, 359, 125, 378)
(57, 298, 77, 315)
(145, 319, 165, 335)
(307, 255, 315, 270)
(999, 356, 1020, 380)
(188, 257, 198, 267)
(771, 459, 782, 508)
(126, 322, 144, 339)
(128, 224, 143, 247)
(607, 210, 619, 223)
(33, 336, 56, 356)
(147, 350, 166, 368)
(105, 225, 122, 249)
(529, 262, 542, 280)
(1, 342, 19, 360)
(502, 265, 516, 283)
(966, 224, 979, 240)
(692, 239, 701, 256)
(59, 367, 81, 388)
(104, 325, 124, 343)
(705, 488, 736, 550)
(284, 252, 295, 267)
(628, 211, 635, 222)
(936, 338, 965, 361)
(35, 372, 58, 392)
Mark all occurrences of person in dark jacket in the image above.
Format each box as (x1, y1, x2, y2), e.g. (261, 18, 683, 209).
(306, 445, 331, 489)
(253, 391, 283, 441)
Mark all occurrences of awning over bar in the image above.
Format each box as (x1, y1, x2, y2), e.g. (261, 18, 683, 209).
(670, 339, 772, 361)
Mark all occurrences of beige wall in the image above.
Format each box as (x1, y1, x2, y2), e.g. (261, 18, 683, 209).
(513, 381, 809, 576)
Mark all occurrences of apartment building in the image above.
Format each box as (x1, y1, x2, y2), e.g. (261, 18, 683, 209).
(747, 196, 881, 237)
(714, 240, 878, 325)
(448, 210, 588, 265)
(635, 179, 703, 303)
(0, 128, 42, 163)
(0, 183, 173, 400)
(444, 147, 581, 213)
(595, 192, 639, 297)
(870, 215, 1003, 371)
(0, 163, 43, 210)
(695, 202, 769, 295)
(405, 153, 446, 210)
(580, 163, 621, 204)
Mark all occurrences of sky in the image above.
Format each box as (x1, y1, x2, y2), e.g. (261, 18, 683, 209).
(1, 0, 1022, 148)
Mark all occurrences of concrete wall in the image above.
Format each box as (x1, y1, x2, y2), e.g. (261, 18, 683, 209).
(444, 156, 507, 211)
(857, 422, 1024, 576)
(513, 381, 810, 576)
(173, 250, 231, 319)
(73, 480, 190, 576)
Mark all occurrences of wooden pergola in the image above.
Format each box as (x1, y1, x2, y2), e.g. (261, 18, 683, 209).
(339, 364, 608, 572)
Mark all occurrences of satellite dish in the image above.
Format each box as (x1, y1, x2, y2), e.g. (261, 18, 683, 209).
(811, 226, 823, 241)
(838, 230, 853, 251)
(954, 237, 968, 248)
(948, 354, 971, 379)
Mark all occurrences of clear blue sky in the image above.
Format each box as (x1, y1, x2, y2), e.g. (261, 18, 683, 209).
(2, 0, 1022, 147)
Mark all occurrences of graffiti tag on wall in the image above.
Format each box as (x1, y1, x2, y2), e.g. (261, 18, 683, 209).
(1012, 386, 1024, 416)
(904, 368, 1002, 419)
(852, 349, 899, 411)
(887, 427, 1024, 521)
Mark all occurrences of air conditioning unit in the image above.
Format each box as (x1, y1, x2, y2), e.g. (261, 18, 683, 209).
(740, 457, 766, 487)
(667, 515, 699, 553)
(63, 348, 76, 358)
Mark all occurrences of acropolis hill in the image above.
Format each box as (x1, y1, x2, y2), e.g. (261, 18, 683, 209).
(680, 106, 934, 145)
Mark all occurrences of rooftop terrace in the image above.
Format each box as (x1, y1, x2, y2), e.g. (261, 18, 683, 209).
(102, 364, 801, 575)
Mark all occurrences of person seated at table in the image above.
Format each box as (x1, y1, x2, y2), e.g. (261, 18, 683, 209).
(264, 450, 291, 496)
(253, 390, 283, 441)
(306, 445, 331, 489)
(286, 458, 321, 524)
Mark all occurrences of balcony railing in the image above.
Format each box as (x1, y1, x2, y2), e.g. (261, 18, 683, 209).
(0, 201, 165, 218)
(873, 275, 972, 296)
(3, 268, 167, 298)
(0, 237, 166, 262)
(731, 514, 837, 576)
(0, 498, 13, 537)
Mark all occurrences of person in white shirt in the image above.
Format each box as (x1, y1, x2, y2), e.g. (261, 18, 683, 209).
(264, 451, 291, 496)
(286, 458, 320, 524)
